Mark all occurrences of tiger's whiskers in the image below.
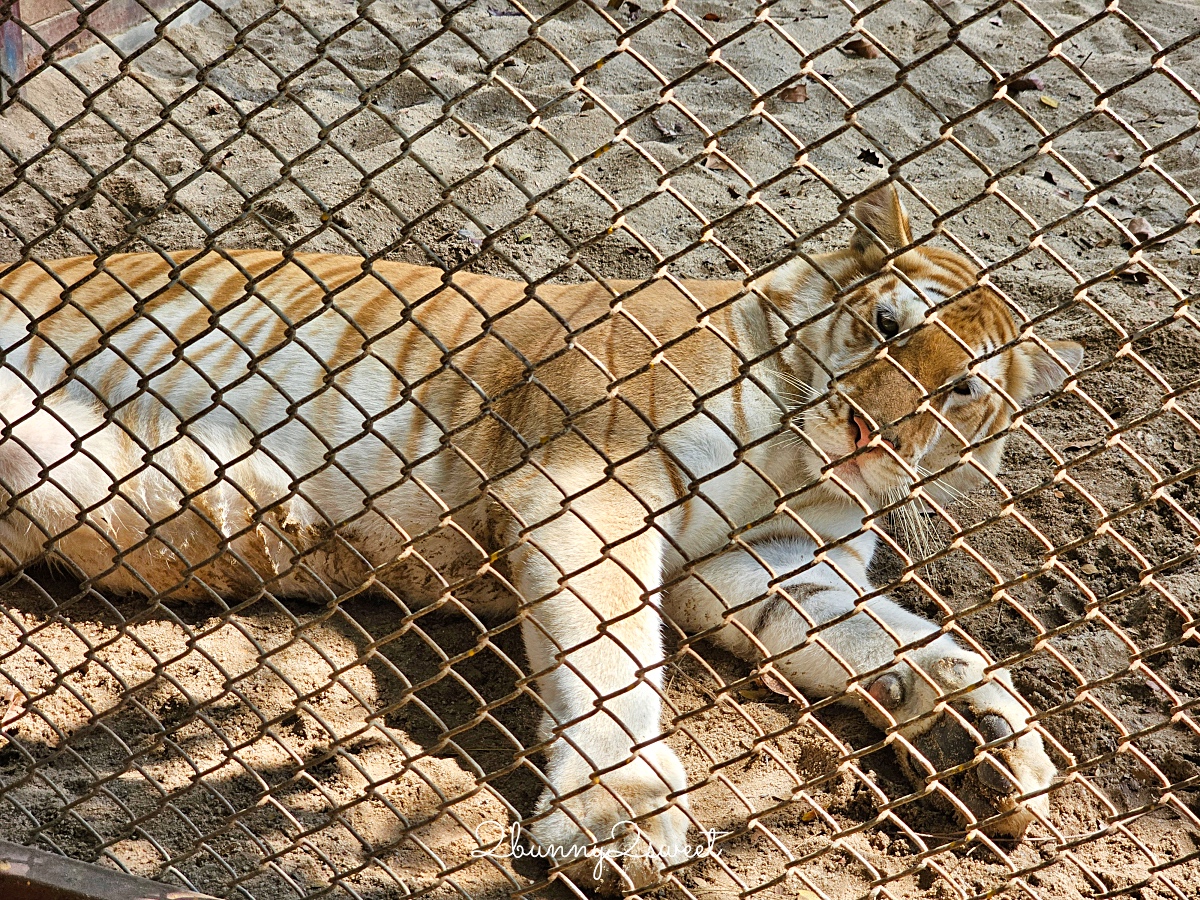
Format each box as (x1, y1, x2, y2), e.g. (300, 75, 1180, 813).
(887, 482, 943, 583)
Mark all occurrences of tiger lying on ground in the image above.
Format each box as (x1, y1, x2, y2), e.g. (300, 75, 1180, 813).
(0, 185, 1077, 891)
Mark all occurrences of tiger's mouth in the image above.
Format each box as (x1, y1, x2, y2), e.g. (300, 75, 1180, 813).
(823, 409, 906, 502)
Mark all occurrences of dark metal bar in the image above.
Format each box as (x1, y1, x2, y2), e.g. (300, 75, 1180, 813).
(0, 839, 215, 900)
(0, 0, 20, 105)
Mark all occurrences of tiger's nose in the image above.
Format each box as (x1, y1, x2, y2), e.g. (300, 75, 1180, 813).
(852, 413, 897, 451)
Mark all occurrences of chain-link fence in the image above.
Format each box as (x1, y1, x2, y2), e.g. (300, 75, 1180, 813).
(0, 0, 1197, 898)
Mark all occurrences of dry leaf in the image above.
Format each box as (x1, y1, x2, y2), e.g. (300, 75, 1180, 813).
(1010, 74, 1045, 93)
(1039, 95, 1059, 108)
(651, 115, 681, 137)
(1173, 441, 1184, 451)
(738, 687, 770, 702)
(1064, 438, 1102, 452)
(781, 83, 808, 103)
(1052, 490, 1065, 498)
(759, 669, 800, 700)
(858, 148, 882, 167)
(994, 72, 1045, 94)
(0, 688, 22, 740)
(457, 228, 483, 247)
(1080, 563, 1100, 575)
(703, 153, 731, 171)
(1104, 148, 1125, 162)
(1128, 216, 1153, 244)
(580, 98, 595, 112)
(702, 12, 721, 21)
(842, 37, 880, 59)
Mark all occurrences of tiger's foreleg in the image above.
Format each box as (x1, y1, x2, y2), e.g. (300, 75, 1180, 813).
(666, 537, 1056, 836)
(497, 464, 690, 893)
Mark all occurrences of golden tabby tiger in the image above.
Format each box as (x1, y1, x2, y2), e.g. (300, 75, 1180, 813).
(0, 186, 1077, 891)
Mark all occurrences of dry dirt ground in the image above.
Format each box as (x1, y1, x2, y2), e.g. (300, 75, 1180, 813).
(0, 0, 1199, 898)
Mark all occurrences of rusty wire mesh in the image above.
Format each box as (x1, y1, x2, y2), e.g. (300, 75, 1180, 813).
(0, 0, 1197, 898)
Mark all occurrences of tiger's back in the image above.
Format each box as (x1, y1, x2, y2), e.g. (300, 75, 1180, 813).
(0, 250, 747, 600)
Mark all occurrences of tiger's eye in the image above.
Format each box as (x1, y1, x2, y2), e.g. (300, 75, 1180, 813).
(875, 308, 899, 339)
(953, 381, 974, 396)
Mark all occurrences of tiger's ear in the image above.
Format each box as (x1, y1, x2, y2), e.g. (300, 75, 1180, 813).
(850, 184, 913, 255)
(1014, 339, 1084, 400)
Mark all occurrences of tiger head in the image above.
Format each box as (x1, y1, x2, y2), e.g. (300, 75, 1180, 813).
(765, 184, 1083, 513)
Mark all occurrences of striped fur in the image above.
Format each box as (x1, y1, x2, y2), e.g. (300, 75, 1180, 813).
(0, 187, 1079, 889)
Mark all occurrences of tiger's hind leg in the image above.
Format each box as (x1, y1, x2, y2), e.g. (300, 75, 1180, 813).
(0, 373, 143, 589)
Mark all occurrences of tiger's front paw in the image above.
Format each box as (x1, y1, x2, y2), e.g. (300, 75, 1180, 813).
(868, 647, 1056, 837)
(530, 743, 691, 894)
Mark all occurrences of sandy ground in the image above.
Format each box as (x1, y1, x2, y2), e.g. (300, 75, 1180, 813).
(0, 0, 1199, 898)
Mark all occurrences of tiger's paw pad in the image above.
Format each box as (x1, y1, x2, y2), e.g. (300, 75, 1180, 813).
(870, 659, 1056, 837)
(900, 702, 1055, 836)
